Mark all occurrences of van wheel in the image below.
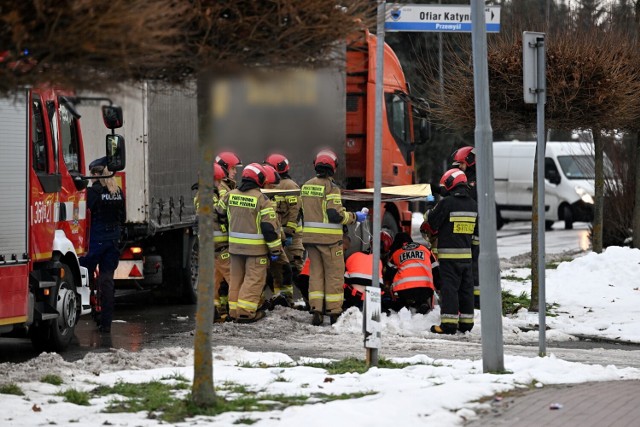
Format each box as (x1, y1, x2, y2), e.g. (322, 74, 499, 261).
(496, 205, 504, 230)
(562, 205, 574, 230)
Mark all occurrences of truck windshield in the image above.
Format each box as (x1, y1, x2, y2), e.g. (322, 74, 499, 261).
(385, 93, 412, 164)
(557, 155, 614, 179)
(58, 103, 80, 173)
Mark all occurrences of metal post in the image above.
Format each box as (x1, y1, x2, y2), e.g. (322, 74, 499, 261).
(438, 0, 444, 97)
(535, 36, 547, 357)
(471, 0, 504, 373)
(367, 0, 385, 368)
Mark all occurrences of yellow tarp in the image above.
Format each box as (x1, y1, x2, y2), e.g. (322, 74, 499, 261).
(262, 183, 431, 202)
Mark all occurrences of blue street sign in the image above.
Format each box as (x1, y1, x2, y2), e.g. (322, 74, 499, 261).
(385, 4, 501, 33)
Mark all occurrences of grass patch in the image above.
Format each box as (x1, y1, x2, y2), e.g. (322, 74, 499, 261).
(502, 290, 560, 316)
(302, 357, 411, 374)
(94, 379, 375, 423)
(273, 376, 290, 383)
(0, 383, 24, 396)
(159, 372, 189, 383)
(40, 375, 64, 386)
(502, 274, 531, 282)
(236, 361, 295, 369)
(59, 388, 90, 406)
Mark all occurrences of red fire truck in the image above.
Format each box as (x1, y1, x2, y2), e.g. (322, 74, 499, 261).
(0, 89, 125, 351)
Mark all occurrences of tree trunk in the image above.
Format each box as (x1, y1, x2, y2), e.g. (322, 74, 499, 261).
(192, 75, 216, 407)
(633, 133, 640, 248)
(529, 148, 539, 311)
(592, 130, 604, 253)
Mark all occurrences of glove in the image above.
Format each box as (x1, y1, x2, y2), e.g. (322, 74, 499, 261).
(425, 194, 435, 203)
(270, 254, 280, 262)
(355, 211, 367, 223)
(284, 236, 293, 247)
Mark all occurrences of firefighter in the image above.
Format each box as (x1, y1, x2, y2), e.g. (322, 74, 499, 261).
(385, 232, 437, 315)
(216, 151, 243, 199)
(452, 146, 480, 309)
(261, 163, 293, 308)
(424, 168, 477, 334)
(265, 154, 304, 302)
(81, 157, 125, 333)
(343, 232, 388, 311)
(217, 163, 282, 323)
(301, 149, 366, 326)
(194, 163, 229, 321)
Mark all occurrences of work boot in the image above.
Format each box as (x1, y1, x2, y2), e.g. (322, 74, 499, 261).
(416, 303, 432, 315)
(270, 293, 292, 309)
(236, 310, 266, 324)
(430, 324, 456, 335)
(458, 323, 474, 333)
(311, 311, 324, 326)
(329, 313, 341, 325)
(213, 310, 227, 323)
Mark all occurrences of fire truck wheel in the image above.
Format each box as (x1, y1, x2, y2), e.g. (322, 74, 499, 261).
(183, 235, 199, 304)
(31, 264, 78, 352)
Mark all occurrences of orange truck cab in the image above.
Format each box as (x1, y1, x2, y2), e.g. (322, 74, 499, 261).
(0, 89, 125, 351)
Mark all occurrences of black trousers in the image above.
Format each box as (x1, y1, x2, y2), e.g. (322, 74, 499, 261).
(391, 287, 433, 313)
(439, 259, 474, 329)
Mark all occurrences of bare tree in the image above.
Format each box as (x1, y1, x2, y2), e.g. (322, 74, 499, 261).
(1, 0, 373, 407)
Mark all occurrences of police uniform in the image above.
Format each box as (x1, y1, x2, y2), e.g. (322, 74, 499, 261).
(425, 184, 477, 334)
(218, 183, 281, 322)
(81, 159, 125, 333)
(301, 176, 356, 318)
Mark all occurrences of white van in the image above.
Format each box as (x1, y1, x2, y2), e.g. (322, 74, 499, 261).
(493, 141, 605, 230)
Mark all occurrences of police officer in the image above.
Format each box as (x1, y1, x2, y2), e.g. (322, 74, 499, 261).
(217, 163, 282, 323)
(424, 168, 477, 334)
(301, 149, 366, 326)
(452, 146, 480, 309)
(81, 157, 125, 333)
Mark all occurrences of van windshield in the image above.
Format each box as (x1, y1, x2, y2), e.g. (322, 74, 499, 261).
(557, 155, 614, 179)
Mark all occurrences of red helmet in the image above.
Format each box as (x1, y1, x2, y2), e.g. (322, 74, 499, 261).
(216, 152, 243, 176)
(213, 163, 225, 181)
(380, 231, 393, 254)
(241, 163, 267, 187)
(440, 168, 467, 191)
(265, 153, 290, 174)
(453, 146, 476, 168)
(262, 163, 281, 185)
(314, 149, 338, 171)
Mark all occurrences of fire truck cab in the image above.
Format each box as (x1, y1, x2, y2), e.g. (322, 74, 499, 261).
(0, 89, 125, 351)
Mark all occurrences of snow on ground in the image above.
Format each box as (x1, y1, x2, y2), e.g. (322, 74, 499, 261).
(503, 246, 640, 342)
(2, 346, 640, 427)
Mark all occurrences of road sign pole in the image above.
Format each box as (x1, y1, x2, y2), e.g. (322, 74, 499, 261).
(366, 0, 386, 368)
(535, 36, 547, 357)
(471, 0, 504, 373)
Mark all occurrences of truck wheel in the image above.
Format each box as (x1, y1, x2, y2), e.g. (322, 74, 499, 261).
(562, 205, 574, 230)
(183, 235, 199, 304)
(31, 264, 78, 352)
(382, 211, 399, 238)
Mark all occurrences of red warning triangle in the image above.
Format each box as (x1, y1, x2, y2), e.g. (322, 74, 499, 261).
(129, 264, 143, 278)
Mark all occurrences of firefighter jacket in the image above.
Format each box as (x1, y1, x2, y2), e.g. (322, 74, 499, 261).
(344, 252, 383, 287)
(424, 186, 477, 261)
(218, 187, 281, 257)
(301, 176, 355, 245)
(274, 177, 301, 237)
(87, 181, 125, 241)
(219, 178, 236, 199)
(195, 187, 229, 249)
(387, 242, 435, 292)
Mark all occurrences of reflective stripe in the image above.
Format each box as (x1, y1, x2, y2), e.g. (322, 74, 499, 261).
(392, 276, 432, 288)
(431, 261, 439, 268)
(340, 214, 352, 225)
(304, 227, 343, 235)
(286, 221, 298, 229)
(399, 262, 432, 273)
(309, 291, 324, 300)
(229, 301, 238, 310)
(325, 293, 343, 302)
(214, 299, 221, 306)
(438, 248, 472, 259)
(229, 232, 264, 239)
(214, 235, 229, 243)
(438, 253, 472, 259)
(441, 317, 459, 324)
(237, 299, 258, 311)
(304, 221, 342, 229)
(260, 207, 276, 216)
(326, 194, 341, 201)
(228, 231, 266, 245)
(450, 216, 477, 222)
(345, 272, 383, 284)
(266, 239, 282, 249)
(459, 313, 474, 323)
(451, 211, 477, 217)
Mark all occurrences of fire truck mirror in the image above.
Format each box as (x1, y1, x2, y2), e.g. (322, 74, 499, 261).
(102, 104, 123, 129)
(106, 134, 126, 172)
(416, 117, 431, 145)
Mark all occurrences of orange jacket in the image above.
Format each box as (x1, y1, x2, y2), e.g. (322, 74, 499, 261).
(388, 242, 435, 292)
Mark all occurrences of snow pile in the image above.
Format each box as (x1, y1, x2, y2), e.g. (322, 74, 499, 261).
(504, 246, 640, 342)
(1, 346, 639, 427)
